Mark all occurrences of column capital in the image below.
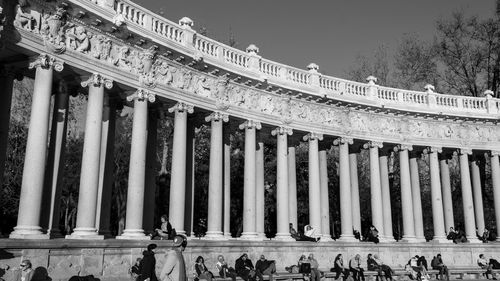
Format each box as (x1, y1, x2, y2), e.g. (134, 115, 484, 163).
(424, 146, 442, 154)
(363, 141, 383, 149)
(271, 126, 293, 136)
(459, 148, 473, 155)
(168, 102, 194, 114)
(491, 150, 500, 157)
(333, 137, 353, 145)
(126, 89, 156, 103)
(81, 73, 113, 89)
(394, 144, 413, 152)
(303, 132, 323, 142)
(205, 111, 229, 123)
(239, 120, 262, 130)
(29, 54, 64, 72)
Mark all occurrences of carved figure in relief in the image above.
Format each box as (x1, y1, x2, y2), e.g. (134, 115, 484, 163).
(290, 101, 309, 120)
(260, 95, 276, 114)
(131, 50, 145, 74)
(100, 37, 112, 60)
(40, 7, 67, 53)
(154, 61, 174, 85)
(113, 46, 131, 70)
(14, 0, 34, 30)
(195, 77, 211, 97)
(89, 33, 103, 59)
(178, 68, 193, 90)
(244, 89, 260, 110)
(66, 26, 89, 52)
(229, 85, 244, 106)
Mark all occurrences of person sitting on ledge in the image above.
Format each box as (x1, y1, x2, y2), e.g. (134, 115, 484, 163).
(304, 224, 321, 242)
(431, 254, 449, 281)
(289, 223, 302, 241)
(373, 254, 394, 281)
(478, 254, 496, 280)
(350, 254, 365, 281)
(331, 253, 350, 281)
(194, 256, 213, 281)
(255, 255, 277, 277)
(216, 255, 237, 281)
(151, 214, 173, 240)
(235, 253, 262, 281)
(366, 225, 379, 244)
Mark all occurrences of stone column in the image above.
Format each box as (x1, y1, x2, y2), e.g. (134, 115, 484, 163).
(272, 126, 294, 240)
(427, 146, 447, 242)
(0, 66, 15, 192)
(167, 102, 194, 235)
(349, 146, 362, 235)
(288, 146, 298, 230)
(439, 153, 455, 234)
(409, 151, 425, 242)
(40, 81, 69, 238)
(118, 90, 155, 239)
(67, 73, 112, 239)
(318, 147, 333, 241)
(470, 157, 485, 236)
(10, 55, 63, 239)
(363, 141, 384, 236)
(396, 144, 417, 242)
(255, 137, 265, 239)
(205, 112, 229, 239)
(239, 120, 261, 239)
(304, 132, 323, 233)
(379, 148, 394, 241)
(223, 128, 231, 238)
(335, 137, 357, 242)
(490, 151, 500, 241)
(458, 149, 480, 243)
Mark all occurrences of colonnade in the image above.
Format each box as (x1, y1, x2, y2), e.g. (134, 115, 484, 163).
(3, 54, 500, 243)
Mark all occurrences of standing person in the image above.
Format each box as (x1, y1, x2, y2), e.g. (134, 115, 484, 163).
(160, 235, 188, 281)
(255, 255, 277, 277)
(478, 254, 496, 280)
(140, 244, 158, 281)
(350, 254, 365, 281)
(332, 254, 350, 281)
(13, 260, 34, 281)
(216, 255, 237, 281)
(194, 256, 213, 281)
(153, 215, 173, 240)
(308, 253, 321, 281)
(431, 254, 449, 281)
(235, 253, 261, 281)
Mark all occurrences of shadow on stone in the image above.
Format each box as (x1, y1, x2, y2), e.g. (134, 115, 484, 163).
(68, 275, 100, 281)
(33, 266, 52, 281)
(0, 249, 14, 260)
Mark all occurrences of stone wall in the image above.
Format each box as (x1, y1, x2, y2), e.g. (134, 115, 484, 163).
(1, 239, 499, 281)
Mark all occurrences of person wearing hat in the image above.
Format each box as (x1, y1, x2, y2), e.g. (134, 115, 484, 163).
(140, 244, 158, 281)
(160, 235, 188, 281)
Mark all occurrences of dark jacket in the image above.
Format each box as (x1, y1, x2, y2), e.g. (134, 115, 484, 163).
(367, 257, 379, 271)
(140, 250, 158, 281)
(235, 255, 255, 280)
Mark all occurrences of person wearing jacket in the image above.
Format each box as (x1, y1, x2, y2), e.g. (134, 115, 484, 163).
(235, 253, 262, 281)
(160, 235, 188, 281)
(140, 244, 158, 281)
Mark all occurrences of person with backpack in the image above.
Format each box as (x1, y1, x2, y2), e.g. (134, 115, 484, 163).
(478, 254, 497, 280)
(431, 254, 449, 281)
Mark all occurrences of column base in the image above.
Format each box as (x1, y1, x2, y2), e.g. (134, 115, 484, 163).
(239, 232, 261, 240)
(66, 227, 104, 240)
(223, 232, 232, 239)
(337, 235, 358, 243)
(204, 231, 227, 240)
(379, 236, 396, 243)
(415, 237, 427, 243)
(257, 232, 267, 240)
(116, 229, 150, 240)
(401, 236, 419, 243)
(98, 229, 114, 239)
(46, 228, 64, 239)
(273, 233, 295, 241)
(10, 226, 48, 239)
(466, 237, 482, 244)
(432, 236, 453, 243)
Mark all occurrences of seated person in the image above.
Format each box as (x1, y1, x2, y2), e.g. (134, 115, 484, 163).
(304, 224, 321, 242)
(481, 229, 490, 243)
(289, 223, 302, 241)
(349, 254, 365, 281)
(446, 227, 456, 241)
(255, 255, 276, 276)
(298, 254, 311, 277)
(366, 225, 379, 244)
(431, 254, 449, 281)
(373, 254, 394, 281)
(308, 253, 321, 281)
(478, 254, 496, 280)
(331, 254, 350, 281)
(216, 255, 237, 281)
(151, 215, 173, 240)
(235, 253, 262, 281)
(407, 256, 428, 281)
(129, 258, 142, 281)
(353, 229, 362, 241)
(194, 256, 213, 281)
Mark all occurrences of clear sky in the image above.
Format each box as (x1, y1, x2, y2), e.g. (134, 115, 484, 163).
(132, 0, 494, 78)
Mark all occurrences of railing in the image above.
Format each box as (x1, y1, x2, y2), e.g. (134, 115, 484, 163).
(79, 0, 500, 117)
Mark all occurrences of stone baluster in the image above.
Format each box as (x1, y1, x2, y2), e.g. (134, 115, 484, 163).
(349, 146, 362, 236)
(272, 126, 294, 240)
(118, 89, 156, 240)
(426, 146, 447, 242)
(470, 156, 485, 237)
(490, 151, 500, 241)
(288, 146, 298, 231)
(458, 149, 481, 243)
(255, 136, 265, 239)
(68, 73, 112, 239)
(319, 144, 333, 242)
(409, 151, 425, 242)
(395, 144, 416, 242)
(205, 111, 229, 239)
(334, 137, 357, 242)
(168, 102, 194, 235)
(439, 153, 455, 234)
(379, 147, 394, 242)
(363, 141, 384, 238)
(11, 54, 63, 239)
(303, 132, 323, 234)
(239, 120, 261, 239)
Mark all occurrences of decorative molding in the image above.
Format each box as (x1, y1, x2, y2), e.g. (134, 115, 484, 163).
(459, 148, 473, 155)
(394, 144, 413, 152)
(425, 146, 443, 154)
(81, 73, 113, 89)
(28, 54, 64, 72)
(491, 151, 500, 157)
(271, 126, 293, 136)
(238, 120, 262, 130)
(205, 111, 229, 123)
(126, 89, 156, 103)
(363, 141, 383, 149)
(168, 102, 194, 114)
(333, 137, 353, 146)
(303, 132, 323, 142)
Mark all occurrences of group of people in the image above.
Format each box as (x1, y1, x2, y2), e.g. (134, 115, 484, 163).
(478, 254, 500, 280)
